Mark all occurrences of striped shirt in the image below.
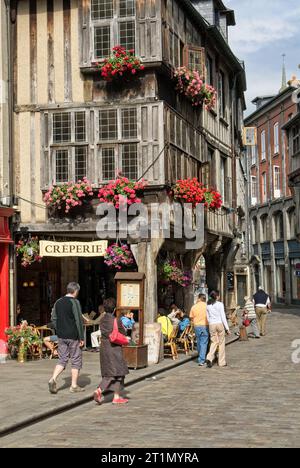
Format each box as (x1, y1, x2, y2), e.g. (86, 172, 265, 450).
(244, 301, 256, 319)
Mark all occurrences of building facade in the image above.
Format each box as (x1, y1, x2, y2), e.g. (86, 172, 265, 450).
(245, 85, 300, 305)
(10, 0, 247, 326)
(0, 0, 14, 344)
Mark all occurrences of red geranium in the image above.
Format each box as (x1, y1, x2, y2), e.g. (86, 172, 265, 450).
(173, 178, 222, 210)
(98, 46, 145, 82)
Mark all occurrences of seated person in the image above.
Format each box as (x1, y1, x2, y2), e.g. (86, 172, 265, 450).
(16, 304, 27, 326)
(121, 311, 135, 335)
(157, 309, 173, 342)
(43, 324, 58, 358)
(168, 304, 181, 327)
(178, 312, 191, 335)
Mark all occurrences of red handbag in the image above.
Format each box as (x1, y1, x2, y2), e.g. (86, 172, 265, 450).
(109, 318, 129, 346)
(243, 318, 251, 327)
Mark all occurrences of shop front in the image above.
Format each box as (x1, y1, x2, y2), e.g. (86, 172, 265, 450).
(0, 207, 14, 343)
(16, 239, 114, 326)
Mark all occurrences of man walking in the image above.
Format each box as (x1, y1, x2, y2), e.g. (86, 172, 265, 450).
(190, 294, 209, 367)
(48, 282, 85, 394)
(253, 287, 271, 337)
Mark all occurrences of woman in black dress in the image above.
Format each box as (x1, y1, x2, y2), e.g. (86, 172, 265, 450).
(94, 298, 129, 405)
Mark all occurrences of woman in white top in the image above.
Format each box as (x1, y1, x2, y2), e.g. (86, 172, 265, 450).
(206, 291, 230, 368)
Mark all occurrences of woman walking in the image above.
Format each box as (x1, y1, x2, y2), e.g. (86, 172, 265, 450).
(206, 291, 230, 368)
(94, 298, 130, 405)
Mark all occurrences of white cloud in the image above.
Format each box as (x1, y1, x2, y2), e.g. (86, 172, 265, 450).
(228, 0, 300, 54)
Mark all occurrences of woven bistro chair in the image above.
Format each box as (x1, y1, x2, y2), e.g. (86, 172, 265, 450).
(187, 325, 196, 352)
(176, 326, 191, 355)
(164, 326, 179, 360)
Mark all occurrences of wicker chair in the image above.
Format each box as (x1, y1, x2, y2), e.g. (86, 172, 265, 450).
(187, 325, 196, 352)
(176, 326, 191, 355)
(164, 326, 179, 360)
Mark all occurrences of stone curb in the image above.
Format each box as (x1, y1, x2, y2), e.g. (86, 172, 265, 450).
(0, 335, 239, 438)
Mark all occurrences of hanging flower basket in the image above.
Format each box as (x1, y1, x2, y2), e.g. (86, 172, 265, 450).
(97, 46, 145, 83)
(104, 243, 135, 270)
(174, 67, 217, 110)
(44, 178, 95, 214)
(173, 178, 223, 210)
(16, 236, 42, 268)
(98, 176, 147, 209)
(158, 260, 192, 287)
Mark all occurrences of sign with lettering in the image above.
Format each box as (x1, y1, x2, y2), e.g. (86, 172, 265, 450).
(243, 127, 257, 146)
(39, 240, 108, 257)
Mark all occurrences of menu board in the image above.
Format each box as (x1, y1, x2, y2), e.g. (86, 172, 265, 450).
(120, 282, 141, 308)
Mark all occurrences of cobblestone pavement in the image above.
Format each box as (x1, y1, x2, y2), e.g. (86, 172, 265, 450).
(1, 309, 300, 448)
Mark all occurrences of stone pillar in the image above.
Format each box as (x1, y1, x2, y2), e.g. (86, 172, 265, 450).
(131, 238, 164, 324)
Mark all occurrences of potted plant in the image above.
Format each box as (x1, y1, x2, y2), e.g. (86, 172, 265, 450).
(44, 178, 94, 215)
(97, 46, 145, 82)
(173, 178, 223, 210)
(5, 323, 42, 363)
(16, 236, 42, 268)
(98, 176, 147, 209)
(174, 67, 217, 110)
(104, 243, 135, 270)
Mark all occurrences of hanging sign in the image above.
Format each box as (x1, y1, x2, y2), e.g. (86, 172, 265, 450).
(243, 127, 257, 146)
(39, 240, 108, 257)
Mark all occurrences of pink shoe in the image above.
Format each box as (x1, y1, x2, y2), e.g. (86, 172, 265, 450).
(93, 388, 104, 405)
(112, 397, 129, 405)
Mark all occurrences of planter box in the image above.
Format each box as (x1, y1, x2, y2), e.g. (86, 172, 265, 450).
(122, 345, 148, 370)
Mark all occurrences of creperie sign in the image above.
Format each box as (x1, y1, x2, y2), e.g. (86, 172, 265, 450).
(39, 240, 108, 257)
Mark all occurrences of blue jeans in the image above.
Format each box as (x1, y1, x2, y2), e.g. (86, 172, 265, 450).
(195, 326, 209, 364)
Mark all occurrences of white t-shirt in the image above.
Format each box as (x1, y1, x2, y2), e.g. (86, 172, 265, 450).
(207, 301, 229, 331)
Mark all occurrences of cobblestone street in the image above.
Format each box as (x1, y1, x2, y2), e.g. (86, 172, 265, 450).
(1, 309, 300, 448)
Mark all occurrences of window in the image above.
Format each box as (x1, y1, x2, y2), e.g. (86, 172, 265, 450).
(252, 217, 258, 244)
(261, 215, 268, 242)
(98, 107, 138, 182)
(273, 166, 281, 198)
(99, 109, 118, 140)
(206, 54, 213, 85)
(101, 147, 116, 181)
(292, 124, 300, 155)
(251, 176, 257, 205)
(121, 108, 137, 139)
(55, 150, 69, 183)
(218, 71, 226, 118)
(75, 147, 87, 180)
(220, 156, 226, 202)
(91, 0, 136, 60)
(92, 0, 113, 20)
(122, 144, 138, 179)
(201, 163, 211, 188)
(250, 145, 257, 166)
(50, 111, 88, 183)
(53, 113, 71, 143)
(274, 122, 279, 154)
(261, 130, 266, 160)
(262, 172, 267, 203)
(274, 212, 284, 240)
(187, 47, 205, 76)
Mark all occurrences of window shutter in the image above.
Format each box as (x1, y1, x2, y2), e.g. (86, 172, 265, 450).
(136, 0, 162, 62)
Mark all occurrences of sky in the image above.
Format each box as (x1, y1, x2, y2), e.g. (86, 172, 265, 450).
(226, 0, 300, 115)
